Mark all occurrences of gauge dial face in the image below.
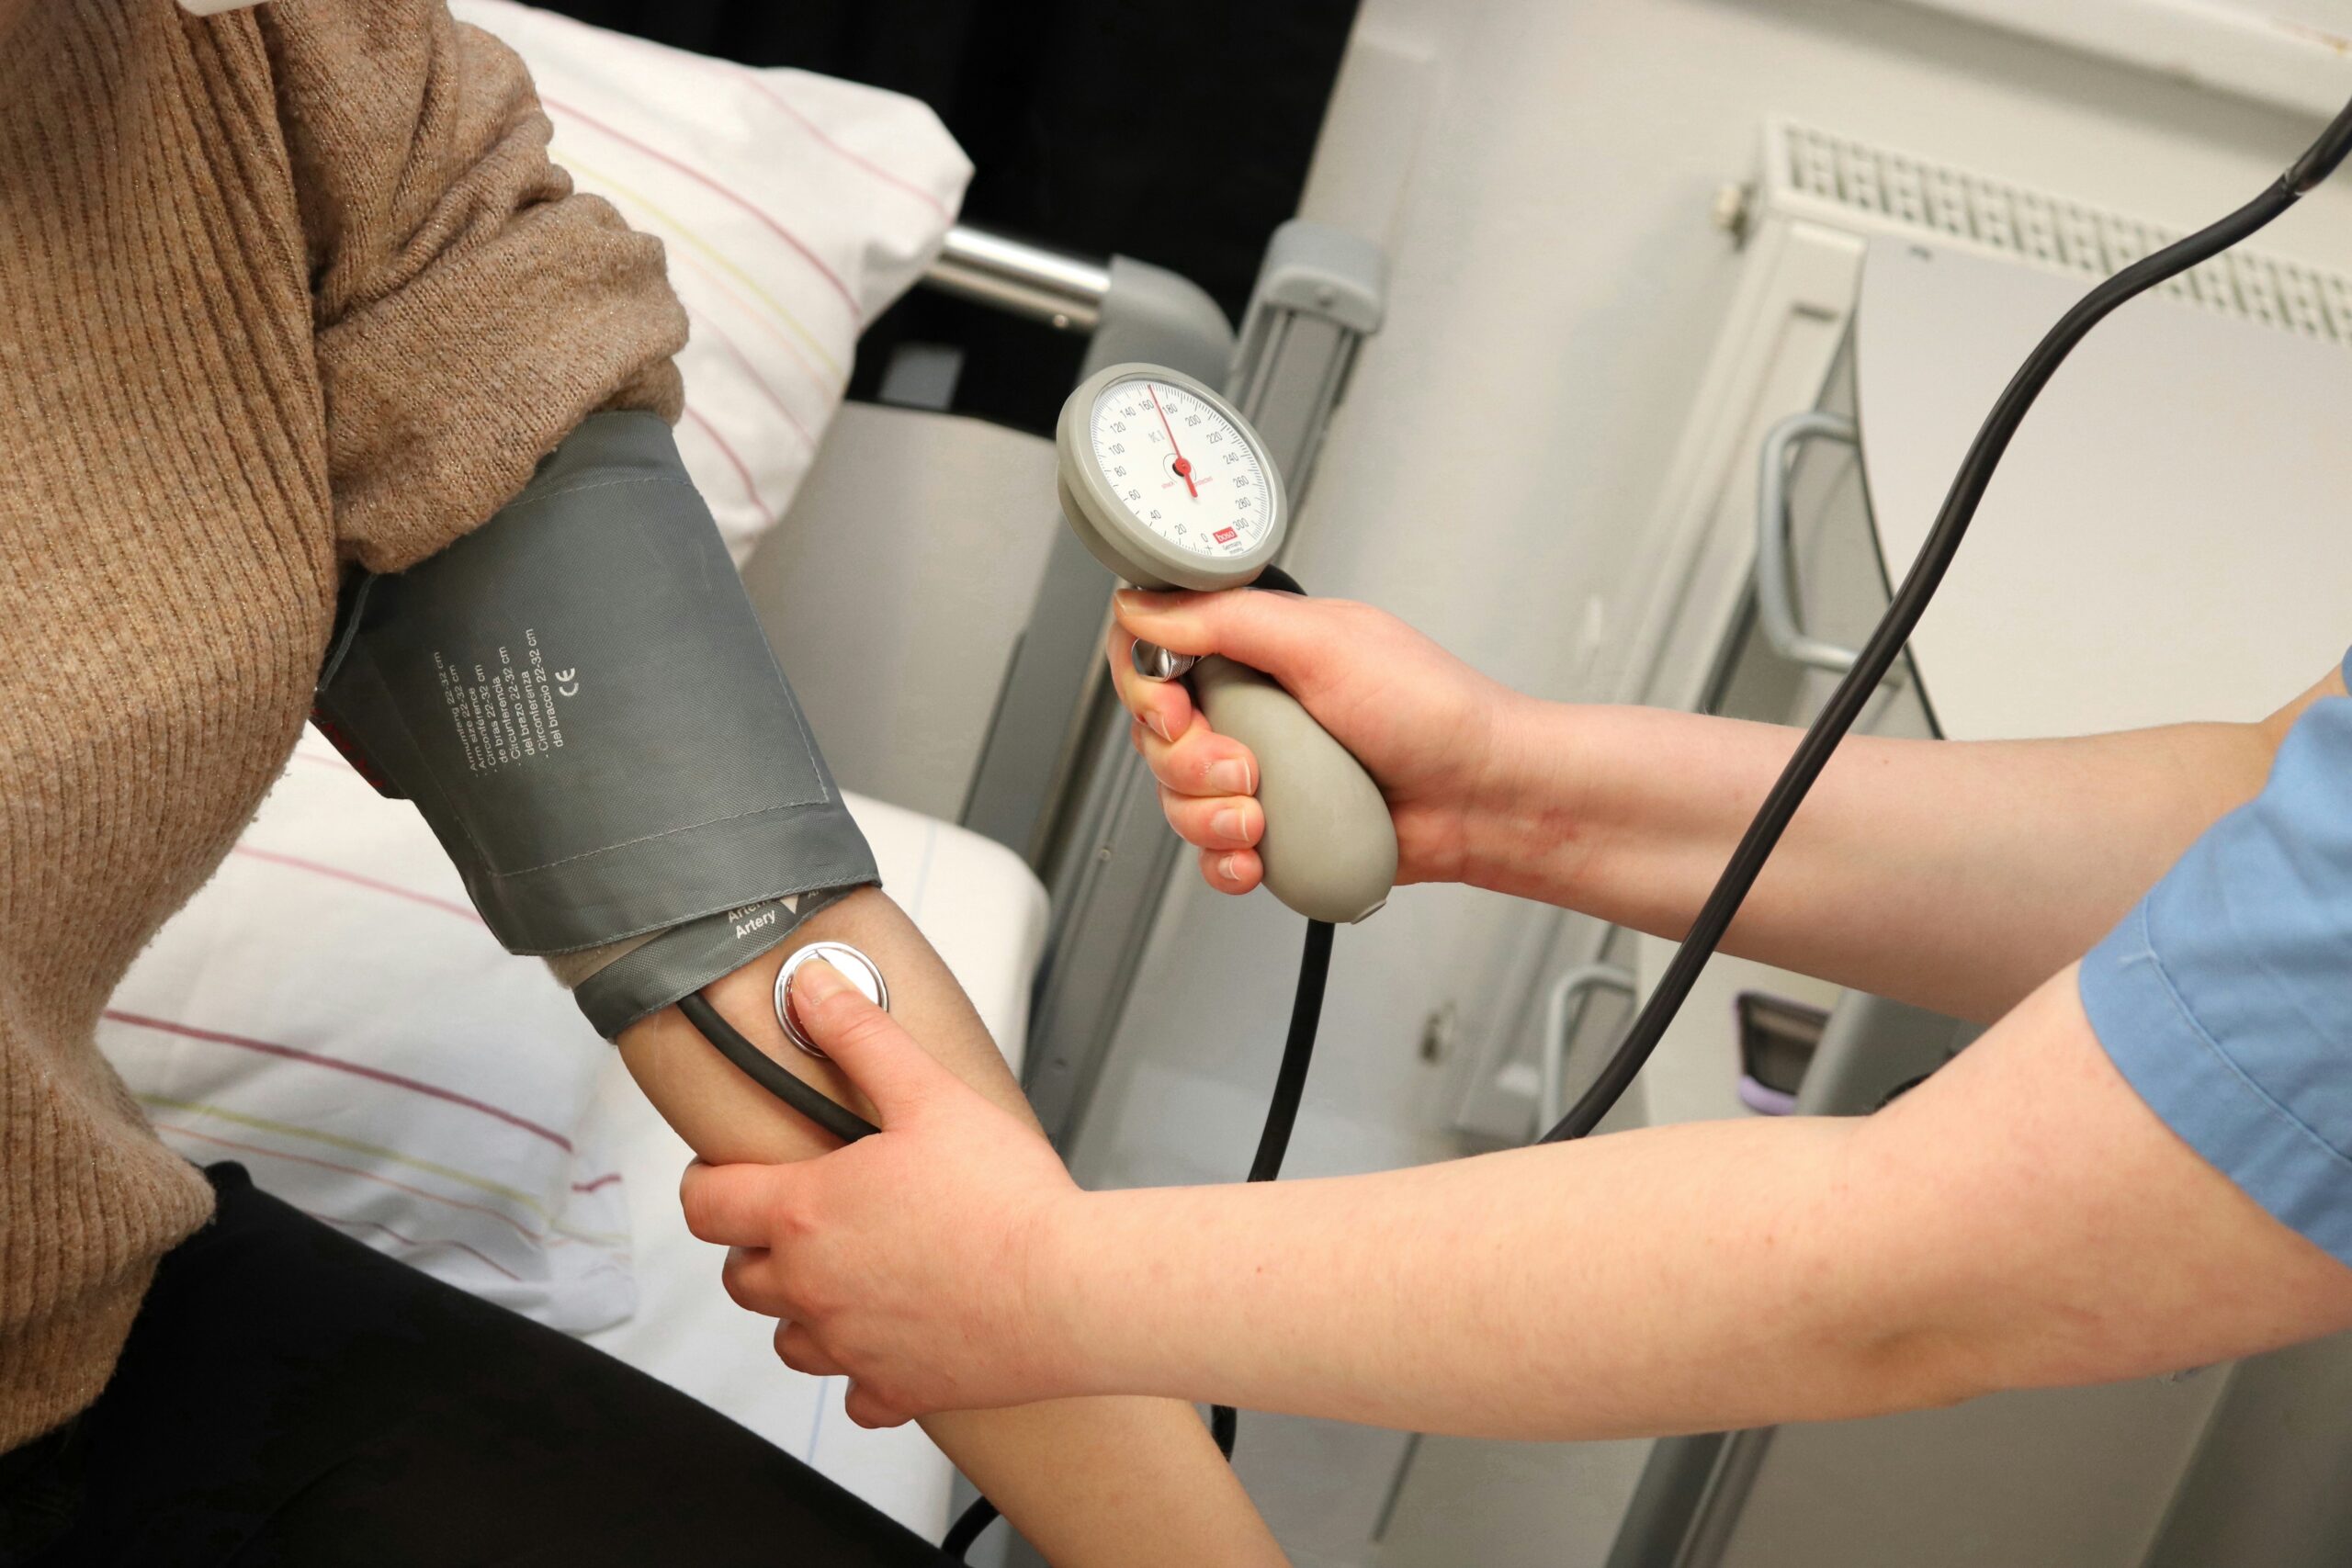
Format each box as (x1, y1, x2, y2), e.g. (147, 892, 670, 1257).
(1087, 377, 1273, 561)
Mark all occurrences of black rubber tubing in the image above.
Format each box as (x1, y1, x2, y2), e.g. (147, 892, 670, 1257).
(1543, 96, 2352, 1144)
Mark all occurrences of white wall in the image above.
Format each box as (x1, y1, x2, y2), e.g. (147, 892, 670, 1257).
(1065, 5, 2352, 1564)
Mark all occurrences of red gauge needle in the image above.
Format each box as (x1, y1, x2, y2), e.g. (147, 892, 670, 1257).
(1148, 383, 1198, 498)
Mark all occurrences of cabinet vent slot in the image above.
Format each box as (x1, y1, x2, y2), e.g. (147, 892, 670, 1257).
(1767, 119, 2352, 347)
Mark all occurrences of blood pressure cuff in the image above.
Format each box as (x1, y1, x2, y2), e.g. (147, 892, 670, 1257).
(311, 410, 878, 1038)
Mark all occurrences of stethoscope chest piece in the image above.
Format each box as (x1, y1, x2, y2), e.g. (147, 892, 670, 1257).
(773, 942, 890, 1059)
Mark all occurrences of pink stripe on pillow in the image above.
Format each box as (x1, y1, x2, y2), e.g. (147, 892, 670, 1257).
(666, 244, 835, 392)
(543, 96, 858, 315)
(157, 1120, 548, 1244)
(232, 846, 485, 924)
(524, 6, 952, 219)
(681, 300, 816, 449)
(680, 403, 768, 519)
(551, 149, 842, 384)
(304, 1207, 526, 1284)
(104, 1010, 576, 1153)
(728, 72, 952, 219)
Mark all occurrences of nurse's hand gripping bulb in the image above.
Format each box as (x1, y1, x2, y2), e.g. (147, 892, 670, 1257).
(1055, 364, 1398, 924)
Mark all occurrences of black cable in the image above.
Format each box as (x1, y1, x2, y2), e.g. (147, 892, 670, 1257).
(1210, 1402, 1241, 1460)
(945, 919, 1337, 1551)
(1253, 562, 1307, 598)
(1247, 919, 1335, 1182)
(1542, 102, 2352, 1145)
(940, 1495, 997, 1559)
(720, 96, 2352, 1561)
(2285, 96, 2352, 193)
(678, 991, 877, 1145)
(1210, 917, 1336, 1455)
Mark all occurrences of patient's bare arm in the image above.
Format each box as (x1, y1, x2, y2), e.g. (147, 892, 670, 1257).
(616, 886, 1284, 1568)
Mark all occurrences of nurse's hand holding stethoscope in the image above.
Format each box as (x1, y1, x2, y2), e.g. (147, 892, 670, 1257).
(681, 961, 1090, 1429)
(1108, 589, 1531, 898)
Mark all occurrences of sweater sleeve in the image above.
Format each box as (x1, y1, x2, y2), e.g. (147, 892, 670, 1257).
(259, 0, 687, 572)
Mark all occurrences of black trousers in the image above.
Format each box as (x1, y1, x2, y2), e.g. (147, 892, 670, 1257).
(0, 1165, 952, 1567)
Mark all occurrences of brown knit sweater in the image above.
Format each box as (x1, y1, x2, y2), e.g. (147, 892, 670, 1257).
(0, 0, 684, 1450)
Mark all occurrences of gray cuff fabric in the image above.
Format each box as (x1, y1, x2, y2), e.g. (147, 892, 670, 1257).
(564, 881, 867, 1039)
(311, 410, 880, 1034)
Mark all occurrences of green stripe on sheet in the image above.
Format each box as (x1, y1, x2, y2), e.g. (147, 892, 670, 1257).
(135, 1093, 628, 1246)
(555, 149, 844, 383)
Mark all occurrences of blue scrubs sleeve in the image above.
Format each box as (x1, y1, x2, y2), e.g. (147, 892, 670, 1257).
(2079, 650, 2352, 1267)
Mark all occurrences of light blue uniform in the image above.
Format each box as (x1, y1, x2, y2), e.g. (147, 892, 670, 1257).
(2080, 647, 2352, 1268)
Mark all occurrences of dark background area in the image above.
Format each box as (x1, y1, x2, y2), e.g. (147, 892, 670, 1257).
(537, 0, 1361, 430)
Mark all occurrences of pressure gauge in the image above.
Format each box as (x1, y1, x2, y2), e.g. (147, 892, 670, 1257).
(1056, 364, 1289, 592)
(1051, 362, 1397, 926)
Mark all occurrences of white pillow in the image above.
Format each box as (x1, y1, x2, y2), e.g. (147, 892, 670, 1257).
(100, 738, 636, 1333)
(452, 0, 971, 560)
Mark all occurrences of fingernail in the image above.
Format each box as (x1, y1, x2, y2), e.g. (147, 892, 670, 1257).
(1116, 589, 1180, 617)
(1206, 760, 1251, 795)
(1147, 711, 1174, 743)
(1218, 854, 1243, 884)
(794, 957, 846, 999)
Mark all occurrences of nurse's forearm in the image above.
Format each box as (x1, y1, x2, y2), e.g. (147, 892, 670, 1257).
(1046, 1100, 1891, 1438)
(1035, 971, 2352, 1439)
(1467, 699, 2289, 1021)
(618, 889, 1282, 1568)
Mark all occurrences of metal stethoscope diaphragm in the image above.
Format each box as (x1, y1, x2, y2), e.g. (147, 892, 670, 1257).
(772, 941, 891, 1059)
